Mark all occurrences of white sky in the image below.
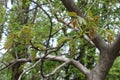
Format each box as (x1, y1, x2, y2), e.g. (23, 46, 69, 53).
(7, 0, 12, 9)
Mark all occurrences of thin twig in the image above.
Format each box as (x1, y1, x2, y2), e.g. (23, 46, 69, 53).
(31, 0, 53, 78)
(0, 61, 17, 71)
(45, 61, 70, 77)
(84, 0, 97, 16)
(18, 59, 41, 80)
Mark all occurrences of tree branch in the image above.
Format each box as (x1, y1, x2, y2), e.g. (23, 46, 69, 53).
(45, 61, 70, 77)
(60, 0, 107, 52)
(110, 36, 120, 55)
(61, 0, 83, 17)
(70, 59, 90, 76)
(8, 55, 90, 77)
(18, 59, 41, 80)
(89, 33, 107, 52)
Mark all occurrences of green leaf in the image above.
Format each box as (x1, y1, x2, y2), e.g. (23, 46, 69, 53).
(77, 16, 87, 25)
(31, 49, 37, 62)
(4, 33, 16, 49)
(35, 44, 45, 51)
(68, 12, 78, 17)
(87, 9, 93, 18)
(69, 38, 76, 56)
(106, 29, 115, 35)
(57, 37, 70, 47)
(18, 25, 34, 43)
(0, 5, 5, 23)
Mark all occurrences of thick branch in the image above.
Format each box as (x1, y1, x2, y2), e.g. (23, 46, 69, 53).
(8, 55, 90, 76)
(70, 60, 90, 76)
(110, 36, 120, 55)
(89, 33, 107, 52)
(61, 0, 83, 17)
(45, 55, 90, 75)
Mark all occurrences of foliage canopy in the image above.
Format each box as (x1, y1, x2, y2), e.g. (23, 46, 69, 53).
(0, 0, 120, 80)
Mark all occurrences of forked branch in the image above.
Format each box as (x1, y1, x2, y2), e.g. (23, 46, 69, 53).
(8, 55, 90, 77)
(110, 36, 120, 55)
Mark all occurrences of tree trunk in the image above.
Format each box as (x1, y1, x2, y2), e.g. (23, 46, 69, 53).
(11, 1, 29, 80)
(87, 49, 117, 80)
(12, 63, 22, 80)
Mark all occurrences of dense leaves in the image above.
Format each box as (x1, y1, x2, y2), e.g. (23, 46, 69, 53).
(0, 0, 120, 80)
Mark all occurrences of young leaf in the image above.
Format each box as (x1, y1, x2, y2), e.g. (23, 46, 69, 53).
(18, 25, 34, 43)
(4, 33, 15, 49)
(57, 37, 70, 47)
(93, 15, 100, 24)
(87, 9, 93, 18)
(69, 38, 76, 56)
(89, 27, 95, 38)
(107, 35, 114, 43)
(0, 5, 5, 23)
(35, 44, 45, 51)
(106, 29, 115, 36)
(77, 16, 87, 25)
(71, 18, 79, 28)
(31, 49, 37, 62)
(68, 12, 78, 17)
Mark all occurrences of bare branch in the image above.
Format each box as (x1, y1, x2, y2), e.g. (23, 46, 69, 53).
(8, 55, 90, 77)
(71, 60, 90, 76)
(45, 61, 70, 77)
(43, 55, 90, 76)
(18, 59, 41, 80)
(84, 34, 94, 46)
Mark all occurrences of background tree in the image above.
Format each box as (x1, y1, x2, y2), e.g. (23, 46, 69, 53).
(0, 0, 120, 80)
